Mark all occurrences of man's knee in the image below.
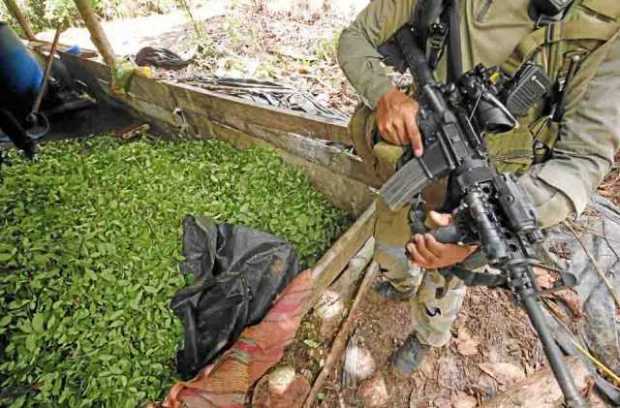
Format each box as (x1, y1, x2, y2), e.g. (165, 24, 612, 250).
(413, 271, 466, 347)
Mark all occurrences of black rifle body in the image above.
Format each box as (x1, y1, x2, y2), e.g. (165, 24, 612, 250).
(380, 26, 587, 408)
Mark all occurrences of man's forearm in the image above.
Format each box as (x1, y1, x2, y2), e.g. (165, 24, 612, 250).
(521, 34, 620, 228)
(338, 26, 393, 109)
(337, 0, 416, 108)
(518, 167, 574, 229)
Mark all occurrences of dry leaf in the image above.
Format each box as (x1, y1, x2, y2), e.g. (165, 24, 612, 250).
(553, 289, 584, 318)
(533, 266, 556, 290)
(478, 362, 526, 385)
(455, 327, 479, 357)
(358, 375, 389, 407)
(451, 391, 478, 408)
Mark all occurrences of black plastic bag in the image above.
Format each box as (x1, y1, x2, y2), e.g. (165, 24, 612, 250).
(171, 215, 301, 378)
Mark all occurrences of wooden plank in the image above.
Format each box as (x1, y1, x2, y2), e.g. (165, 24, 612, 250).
(135, 76, 352, 145)
(56, 55, 353, 145)
(304, 262, 380, 408)
(244, 123, 382, 187)
(91, 69, 378, 187)
(196, 119, 375, 216)
(309, 201, 376, 306)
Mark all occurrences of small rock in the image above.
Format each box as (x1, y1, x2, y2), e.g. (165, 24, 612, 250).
(316, 290, 345, 338)
(268, 366, 296, 395)
(316, 290, 344, 320)
(358, 375, 389, 407)
(343, 342, 376, 383)
(253, 367, 311, 408)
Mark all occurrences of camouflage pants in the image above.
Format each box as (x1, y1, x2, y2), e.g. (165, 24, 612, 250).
(350, 104, 465, 348)
(374, 199, 466, 347)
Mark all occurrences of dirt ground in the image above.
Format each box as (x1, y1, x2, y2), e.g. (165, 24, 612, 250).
(283, 275, 548, 408)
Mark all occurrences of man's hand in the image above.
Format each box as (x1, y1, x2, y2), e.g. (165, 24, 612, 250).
(376, 87, 423, 157)
(406, 212, 478, 269)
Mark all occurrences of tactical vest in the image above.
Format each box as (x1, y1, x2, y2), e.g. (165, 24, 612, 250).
(487, 0, 620, 174)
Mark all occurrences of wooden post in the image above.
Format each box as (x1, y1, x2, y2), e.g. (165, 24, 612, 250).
(72, 0, 115, 67)
(3, 0, 36, 40)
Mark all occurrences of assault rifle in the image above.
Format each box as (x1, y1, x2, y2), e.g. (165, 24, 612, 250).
(381, 25, 587, 407)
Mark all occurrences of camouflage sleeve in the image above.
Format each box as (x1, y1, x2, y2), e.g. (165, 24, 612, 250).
(519, 34, 620, 229)
(337, 0, 417, 109)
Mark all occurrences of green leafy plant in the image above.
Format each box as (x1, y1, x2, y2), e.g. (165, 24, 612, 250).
(0, 136, 349, 407)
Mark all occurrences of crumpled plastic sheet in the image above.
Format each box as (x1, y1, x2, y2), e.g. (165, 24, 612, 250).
(542, 195, 620, 401)
(176, 75, 348, 122)
(162, 269, 314, 408)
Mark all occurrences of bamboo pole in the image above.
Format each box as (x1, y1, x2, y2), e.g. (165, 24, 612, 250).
(72, 0, 115, 67)
(3, 0, 36, 40)
(32, 24, 63, 115)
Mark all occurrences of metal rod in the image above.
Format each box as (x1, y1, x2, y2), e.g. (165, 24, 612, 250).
(522, 290, 587, 407)
(32, 23, 63, 115)
(2, 0, 35, 40)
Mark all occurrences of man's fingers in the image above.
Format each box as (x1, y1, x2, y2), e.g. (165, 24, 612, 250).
(406, 241, 429, 267)
(405, 116, 423, 157)
(415, 234, 438, 263)
(393, 120, 408, 145)
(429, 211, 453, 227)
(425, 234, 446, 258)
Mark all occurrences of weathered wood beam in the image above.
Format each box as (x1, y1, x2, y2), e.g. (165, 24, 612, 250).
(54, 53, 352, 145)
(124, 77, 373, 185)
(304, 262, 380, 408)
(130, 77, 352, 145)
(3, 0, 36, 40)
(72, 0, 115, 67)
(309, 202, 375, 306)
(60, 59, 374, 186)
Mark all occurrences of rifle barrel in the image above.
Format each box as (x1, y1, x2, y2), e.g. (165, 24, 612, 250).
(518, 268, 587, 407)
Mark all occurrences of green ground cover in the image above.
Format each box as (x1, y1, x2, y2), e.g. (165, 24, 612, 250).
(0, 136, 349, 407)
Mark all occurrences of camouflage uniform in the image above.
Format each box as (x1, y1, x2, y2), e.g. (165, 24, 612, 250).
(339, 0, 620, 347)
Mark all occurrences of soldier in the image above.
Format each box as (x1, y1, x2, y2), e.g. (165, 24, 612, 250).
(338, 0, 620, 376)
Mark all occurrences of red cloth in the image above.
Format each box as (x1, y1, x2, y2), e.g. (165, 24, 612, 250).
(162, 270, 313, 408)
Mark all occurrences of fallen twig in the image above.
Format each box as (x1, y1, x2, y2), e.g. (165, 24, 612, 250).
(303, 262, 380, 408)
